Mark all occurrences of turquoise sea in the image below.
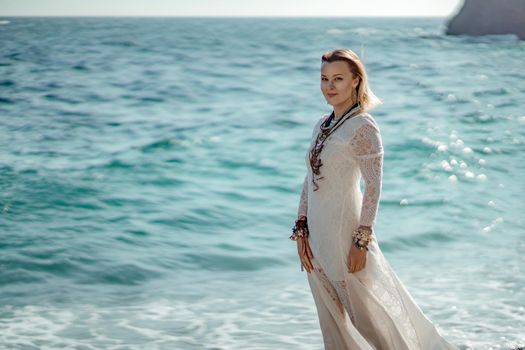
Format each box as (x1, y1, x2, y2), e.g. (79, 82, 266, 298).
(0, 17, 524, 349)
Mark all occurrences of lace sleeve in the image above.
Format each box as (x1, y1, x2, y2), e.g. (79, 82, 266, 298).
(350, 122, 384, 227)
(297, 175, 308, 219)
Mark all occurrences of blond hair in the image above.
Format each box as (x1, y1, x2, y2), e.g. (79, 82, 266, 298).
(321, 49, 382, 112)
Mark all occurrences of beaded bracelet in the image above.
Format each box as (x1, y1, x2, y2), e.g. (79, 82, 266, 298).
(289, 217, 309, 241)
(352, 226, 373, 250)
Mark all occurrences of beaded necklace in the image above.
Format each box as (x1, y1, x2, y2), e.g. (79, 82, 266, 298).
(309, 102, 362, 191)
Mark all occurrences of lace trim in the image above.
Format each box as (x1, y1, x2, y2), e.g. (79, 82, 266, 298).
(313, 259, 420, 348)
(368, 258, 421, 348)
(312, 265, 358, 325)
(312, 265, 345, 315)
(333, 280, 357, 325)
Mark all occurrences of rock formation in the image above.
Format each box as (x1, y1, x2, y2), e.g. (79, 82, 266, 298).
(446, 0, 525, 40)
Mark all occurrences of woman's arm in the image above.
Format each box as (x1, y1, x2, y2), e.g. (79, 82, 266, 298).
(350, 122, 384, 228)
(296, 114, 329, 220)
(297, 175, 308, 220)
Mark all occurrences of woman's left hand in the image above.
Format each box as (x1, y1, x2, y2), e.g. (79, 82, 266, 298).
(347, 244, 367, 273)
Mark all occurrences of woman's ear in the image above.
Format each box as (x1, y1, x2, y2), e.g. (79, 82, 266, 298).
(353, 77, 361, 89)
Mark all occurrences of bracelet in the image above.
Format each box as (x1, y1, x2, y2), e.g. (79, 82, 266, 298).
(289, 217, 309, 241)
(352, 226, 373, 250)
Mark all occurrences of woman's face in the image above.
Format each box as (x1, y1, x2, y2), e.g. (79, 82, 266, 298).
(320, 60, 359, 107)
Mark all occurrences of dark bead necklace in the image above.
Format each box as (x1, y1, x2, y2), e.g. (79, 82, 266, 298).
(309, 102, 361, 191)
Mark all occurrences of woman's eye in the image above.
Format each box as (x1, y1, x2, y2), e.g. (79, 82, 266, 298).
(335, 77, 343, 81)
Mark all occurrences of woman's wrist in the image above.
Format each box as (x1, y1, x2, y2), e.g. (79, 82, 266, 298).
(290, 216, 309, 241)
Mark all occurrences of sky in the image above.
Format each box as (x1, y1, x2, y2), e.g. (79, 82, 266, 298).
(1, 0, 463, 17)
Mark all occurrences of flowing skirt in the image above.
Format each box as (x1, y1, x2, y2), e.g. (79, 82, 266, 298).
(305, 237, 457, 350)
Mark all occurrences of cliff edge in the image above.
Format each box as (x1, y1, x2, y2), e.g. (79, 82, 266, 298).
(446, 0, 525, 40)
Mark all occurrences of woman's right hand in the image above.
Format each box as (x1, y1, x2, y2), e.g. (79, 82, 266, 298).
(297, 236, 314, 273)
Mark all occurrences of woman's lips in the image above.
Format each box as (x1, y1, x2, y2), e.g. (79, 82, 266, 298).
(328, 93, 337, 98)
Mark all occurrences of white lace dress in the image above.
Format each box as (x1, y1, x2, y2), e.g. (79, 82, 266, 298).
(296, 112, 457, 350)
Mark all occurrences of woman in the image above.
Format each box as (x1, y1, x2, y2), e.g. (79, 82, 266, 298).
(290, 49, 457, 350)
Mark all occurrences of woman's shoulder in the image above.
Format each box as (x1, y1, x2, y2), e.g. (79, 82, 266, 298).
(333, 112, 381, 143)
(353, 112, 381, 131)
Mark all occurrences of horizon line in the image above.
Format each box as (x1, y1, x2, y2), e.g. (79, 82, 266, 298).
(1, 15, 450, 18)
